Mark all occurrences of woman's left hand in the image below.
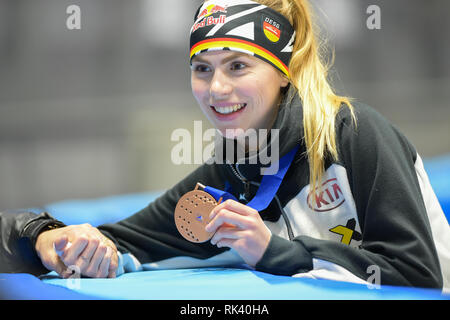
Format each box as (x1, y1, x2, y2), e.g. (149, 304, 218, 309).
(205, 199, 271, 267)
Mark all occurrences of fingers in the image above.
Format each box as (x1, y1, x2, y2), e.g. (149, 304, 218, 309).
(96, 247, 112, 278)
(58, 241, 112, 278)
(108, 250, 119, 278)
(205, 200, 271, 267)
(72, 237, 100, 272)
(206, 208, 244, 233)
(207, 199, 258, 232)
(36, 225, 118, 279)
(80, 238, 99, 262)
(60, 236, 89, 266)
(214, 238, 236, 250)
(210, 226, 245, 246)
(55, 225, 118, 278)
(84, 242, 108, 276)
(53, 235, 69, 252)
(210, 200, 257, 220)
(52, 256, 73, 279)
(51, 236, 74, 278)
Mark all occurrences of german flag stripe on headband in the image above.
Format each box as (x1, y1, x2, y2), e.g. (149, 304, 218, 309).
(189, 0, 296, 78)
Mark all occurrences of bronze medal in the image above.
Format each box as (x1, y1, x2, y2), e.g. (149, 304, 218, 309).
(174, 183, 222, 243)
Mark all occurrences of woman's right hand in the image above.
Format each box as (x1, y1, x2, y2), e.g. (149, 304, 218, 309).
(35, 223, 118, 278)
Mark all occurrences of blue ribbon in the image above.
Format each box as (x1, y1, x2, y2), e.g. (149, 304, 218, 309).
(204, 145, 299, 212)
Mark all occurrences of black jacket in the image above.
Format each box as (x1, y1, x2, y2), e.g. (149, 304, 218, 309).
(1, 93, 449, 290)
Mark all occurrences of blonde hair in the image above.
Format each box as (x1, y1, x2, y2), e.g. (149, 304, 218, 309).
(255, 0, 356, 196)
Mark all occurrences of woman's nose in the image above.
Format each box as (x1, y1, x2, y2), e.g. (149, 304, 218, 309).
(209, 70, 232, 100)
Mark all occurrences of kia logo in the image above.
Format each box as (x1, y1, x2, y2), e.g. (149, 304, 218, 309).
(307, 178, 345, 212)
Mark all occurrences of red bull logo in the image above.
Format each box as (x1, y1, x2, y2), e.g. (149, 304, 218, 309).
(192, 15, 226, 32)
(193, 6, 227, 33)
(197, 4, 228, 19)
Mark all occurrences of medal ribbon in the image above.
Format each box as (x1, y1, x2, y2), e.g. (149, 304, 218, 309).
(204, 145, 299, 211)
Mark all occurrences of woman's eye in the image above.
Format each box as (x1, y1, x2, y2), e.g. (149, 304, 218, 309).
(230, 62, 247, 71)
(192, 64, 211, 73)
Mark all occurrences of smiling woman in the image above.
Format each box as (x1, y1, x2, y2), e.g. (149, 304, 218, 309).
(1, 0, 449, 292)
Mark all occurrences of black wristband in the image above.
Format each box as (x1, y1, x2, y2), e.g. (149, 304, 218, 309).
(37, 220, 66, 234)
(33, 220, 66, 246)
(21, 213, 66, 248)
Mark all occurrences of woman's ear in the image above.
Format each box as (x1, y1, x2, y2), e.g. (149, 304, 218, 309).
(280, 74, 290, 88)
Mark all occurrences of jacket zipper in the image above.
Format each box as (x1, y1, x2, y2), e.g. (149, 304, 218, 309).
(229, 163, 295, 241)
(229, 163, 250, 199)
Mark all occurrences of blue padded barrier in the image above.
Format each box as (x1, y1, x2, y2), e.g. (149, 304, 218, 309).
(43, 191, 165, 226)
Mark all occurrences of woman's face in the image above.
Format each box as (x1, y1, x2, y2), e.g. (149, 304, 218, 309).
(191, 50, 289, 140)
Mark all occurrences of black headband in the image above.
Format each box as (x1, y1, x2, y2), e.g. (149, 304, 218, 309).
(190, 0, 296, 77)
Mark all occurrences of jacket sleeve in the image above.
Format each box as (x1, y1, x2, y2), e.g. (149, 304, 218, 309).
(0, 210, 65, 275)
(256, 103, 444, 289)
(97, 163, 239, 274)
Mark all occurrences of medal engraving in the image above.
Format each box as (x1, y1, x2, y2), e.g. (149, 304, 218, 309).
(174, 183, 222, 243)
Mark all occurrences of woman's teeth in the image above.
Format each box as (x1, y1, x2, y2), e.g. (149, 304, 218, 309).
(212, 103, 246, 114)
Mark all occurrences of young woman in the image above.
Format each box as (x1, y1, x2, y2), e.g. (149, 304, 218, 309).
(2, 0, 449, 290)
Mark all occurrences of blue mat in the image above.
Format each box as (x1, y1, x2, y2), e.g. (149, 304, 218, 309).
(1, 268, 448, 300)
